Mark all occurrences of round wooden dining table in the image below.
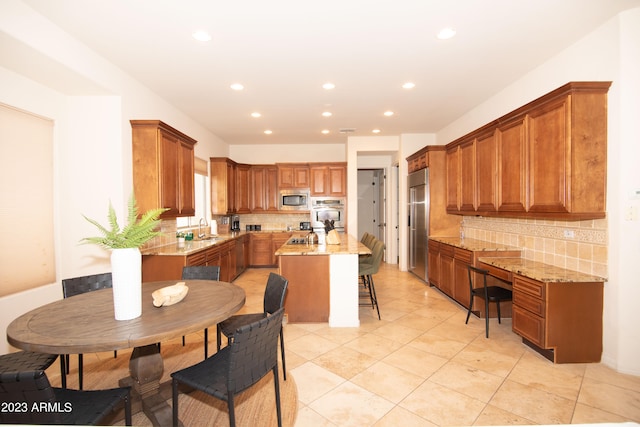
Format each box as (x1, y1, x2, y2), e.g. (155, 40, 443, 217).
(6, 279, 246, 427)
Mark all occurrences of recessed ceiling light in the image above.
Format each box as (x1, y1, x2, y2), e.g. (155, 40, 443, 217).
(322, 82, 335, 90)
(321, 130, 330, 134)
(230, 83, 244, 91)
(264, 130, 272, 135)
(384, 111, 394, 117)
(437, 27, 456, 40)
(192, 30, 212, 42)
(402, 82, 416, 89)
(372, 129, 381, 134)
(322, 111, 332, 117)
(251, 112, 261, 118)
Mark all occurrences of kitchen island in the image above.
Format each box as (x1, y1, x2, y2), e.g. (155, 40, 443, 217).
(275, 234, 371, 327)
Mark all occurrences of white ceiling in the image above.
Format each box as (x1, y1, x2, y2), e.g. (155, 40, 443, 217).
(20, 0, 640, 145)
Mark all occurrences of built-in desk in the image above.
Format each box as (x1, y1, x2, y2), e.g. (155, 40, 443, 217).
(478, 257, 606, 364)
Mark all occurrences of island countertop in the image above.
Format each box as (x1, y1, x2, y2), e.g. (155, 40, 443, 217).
(275, 234, 371, 256)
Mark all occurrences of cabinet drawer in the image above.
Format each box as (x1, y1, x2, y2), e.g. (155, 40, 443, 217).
(428, 240, 439, 251)
(479, 262, 511, 282)
(513, 291, 545, 317)
(186, 252, 206, 266)
(513, 306, 545, 347)
(513, 275, 545, 299)
(454, 248, 472, 263)
(440, 243, 454, 257)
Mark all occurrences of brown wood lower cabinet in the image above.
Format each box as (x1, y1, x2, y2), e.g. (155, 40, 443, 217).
(512, 274, 603, 363)
(249, 232, 292, 267)
(428, 239, 520, 317)
(279, 254, 330, 322)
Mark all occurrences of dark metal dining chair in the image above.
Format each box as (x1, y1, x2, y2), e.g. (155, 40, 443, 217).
(0, 352, 131, 426)
(466, 265, 513, 338)
(181, 265, 221, 359)
(61, 272, 115, 389)
(216, 272, 288, 379)
(171, 308, 285, 427)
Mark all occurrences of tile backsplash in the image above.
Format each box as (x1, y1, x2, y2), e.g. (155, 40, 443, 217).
(143, 213, 311, 251)
(462, 216, 608, 279)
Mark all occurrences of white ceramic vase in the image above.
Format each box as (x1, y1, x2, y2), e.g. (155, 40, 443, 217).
(110, 247, 142, 320)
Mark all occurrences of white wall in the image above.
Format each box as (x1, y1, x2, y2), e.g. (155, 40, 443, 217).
(0, 0, 230, 354)
(435, 10, 640, 375)
(230, 143, 346, 164)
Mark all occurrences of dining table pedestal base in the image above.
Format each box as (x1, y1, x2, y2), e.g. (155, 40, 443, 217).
(119, 344, 183, 427)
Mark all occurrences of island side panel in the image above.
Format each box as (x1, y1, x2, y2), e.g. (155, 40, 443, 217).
(279, 255, 330, 322)
(329, 253, 360, 327)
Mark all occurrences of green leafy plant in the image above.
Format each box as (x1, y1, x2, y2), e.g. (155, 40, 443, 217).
(81, 194, 168, 249)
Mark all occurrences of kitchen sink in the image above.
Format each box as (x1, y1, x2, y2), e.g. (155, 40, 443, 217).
(196, 236, 223, 241)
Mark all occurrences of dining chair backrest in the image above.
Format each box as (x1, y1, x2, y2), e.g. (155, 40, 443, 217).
(62, 272, 112, 298)
(0, 368, 131, 425)
(263, 272, 289, 315)
(227, 308, 285, 395)
(363, 234, 377, 250)
(360, 232, 371, 243)
(181, 265, 221, 281)
(367, 240, 386, 275)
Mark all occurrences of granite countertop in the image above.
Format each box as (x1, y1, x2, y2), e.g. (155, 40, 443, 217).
(275, 234, 371, 256)
(142, 229, 302, 256)
(429, 236, 521, 252)
(477, 257, 606, 283)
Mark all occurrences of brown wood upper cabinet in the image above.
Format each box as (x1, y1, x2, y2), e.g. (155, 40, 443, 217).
(277, 163, 310, 189)
(210, 157, 236, 215)
(445, 81, 610, 219)
(131, 120, 197, 218)
(309, 163, 347, 196)
(250, 165, 278, 212)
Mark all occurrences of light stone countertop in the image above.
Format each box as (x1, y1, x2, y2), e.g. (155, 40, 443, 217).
(142, 230, 297, 257)
(429, 236, 521, 252)
(275, 234, 371, 256)
(477, 257, 606, 283)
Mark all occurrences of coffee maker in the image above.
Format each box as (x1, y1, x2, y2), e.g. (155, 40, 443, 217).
(231, 215, 240, 231)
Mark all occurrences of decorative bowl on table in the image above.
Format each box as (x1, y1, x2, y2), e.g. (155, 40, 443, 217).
(152, 282, 189, 307)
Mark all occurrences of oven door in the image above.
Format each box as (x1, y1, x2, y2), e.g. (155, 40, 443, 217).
(311, 207, 344, 230)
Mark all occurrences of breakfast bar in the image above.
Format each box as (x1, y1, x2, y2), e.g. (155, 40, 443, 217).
(275, 234, 371, 326)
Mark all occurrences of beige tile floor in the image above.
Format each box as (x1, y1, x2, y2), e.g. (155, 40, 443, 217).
(48, 264, 640, 426)
(264, 263, 639, 427)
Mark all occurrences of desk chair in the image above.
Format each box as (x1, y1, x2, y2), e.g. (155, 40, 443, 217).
(0, 367, 131, 425)
(216, 272, 288, 380)
(172, 308, 285, 427)
(466, 265, 513, 338)
(181, 265, 221, 359)
(61, 272, 116, 389)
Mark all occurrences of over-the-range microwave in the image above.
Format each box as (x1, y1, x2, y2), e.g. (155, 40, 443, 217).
(279, 189, 310, 211)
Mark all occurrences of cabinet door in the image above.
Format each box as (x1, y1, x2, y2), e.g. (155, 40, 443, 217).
(279, 165, 310, 189)
(226, 161, 237, 213)
(250, 166, 267, 212)
(159, 130, 180, 216)
(453, 249, 472, 309)
(475, 131, 497, 212)
(427, 240, 440, 287)
(265, 166, 279, 210)
(327, 165, 346, 196)
(309, 166, 327, 196)
(271, 232, 292, 265)
(528, 97, 569, 213)
(178, 140, 195, 216)
(250, 234, 272, 267)
(445, 146, 460, 212)
(439, 245, 454, 296)
(235, 164, 251, 213)
(459, 138, 476, 212)
(497, 116, 528, 212)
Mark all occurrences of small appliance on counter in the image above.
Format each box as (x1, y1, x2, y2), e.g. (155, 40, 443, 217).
(300, 221, 311, 230)
(231, 215, 240, 231)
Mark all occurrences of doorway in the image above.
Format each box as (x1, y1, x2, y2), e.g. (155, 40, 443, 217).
(357, 169, 385, 246)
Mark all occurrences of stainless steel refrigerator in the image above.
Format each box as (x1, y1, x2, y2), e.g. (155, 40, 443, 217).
(408, 169, 429, 282)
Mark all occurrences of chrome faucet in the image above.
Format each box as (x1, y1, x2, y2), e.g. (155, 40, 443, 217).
(198, 218, 207, 238)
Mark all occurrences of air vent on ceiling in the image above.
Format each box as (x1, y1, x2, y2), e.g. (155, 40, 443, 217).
(339, 128, 356, 134)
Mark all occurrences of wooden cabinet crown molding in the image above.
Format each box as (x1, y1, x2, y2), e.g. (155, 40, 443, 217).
(443, 81, 611, 220)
